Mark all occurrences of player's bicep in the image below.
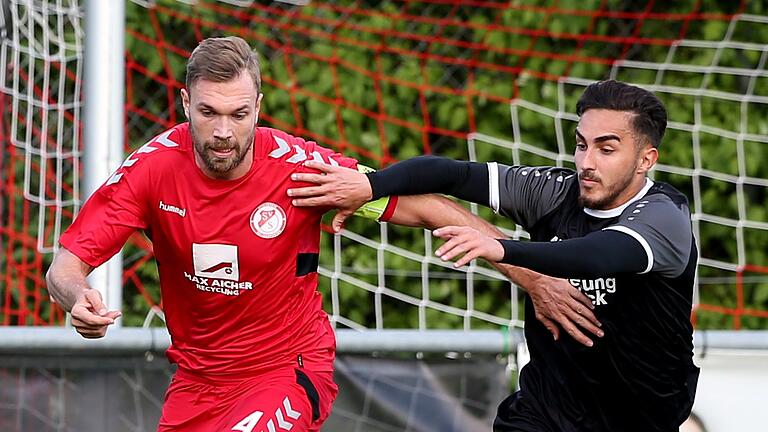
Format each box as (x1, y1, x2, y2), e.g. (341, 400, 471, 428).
(59, 177, 148, 268)
(605, 198, 693, 277)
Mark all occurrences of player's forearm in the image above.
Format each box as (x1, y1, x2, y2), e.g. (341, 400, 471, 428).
(46, 249, 93, 311)
(391, 195, 554, 296)
(491, 263, 542, 294)
(390, 195, 542, 292)
(366, 156, 490, 205)
(498, 230, 648, 278)
(388, 194, 485, 229)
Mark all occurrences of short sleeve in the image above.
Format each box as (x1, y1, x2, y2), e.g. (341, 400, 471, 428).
(493, 164, 575, 230)
(59, 155, 150, 268)
(603, 194, 693, 278)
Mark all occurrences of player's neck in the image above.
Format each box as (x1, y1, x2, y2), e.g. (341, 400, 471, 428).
(583, 177, 653, 218)
(610, 176, 651, 209)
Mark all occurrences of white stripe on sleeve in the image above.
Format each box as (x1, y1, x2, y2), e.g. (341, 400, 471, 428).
(488, 162, 500, 213)
(604, 225, 654, 274)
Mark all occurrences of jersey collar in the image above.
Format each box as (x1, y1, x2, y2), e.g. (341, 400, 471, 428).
(583, 177, 654, 219)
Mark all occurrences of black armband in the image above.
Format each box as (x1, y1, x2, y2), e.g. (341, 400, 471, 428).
(366, 156, 489, 205)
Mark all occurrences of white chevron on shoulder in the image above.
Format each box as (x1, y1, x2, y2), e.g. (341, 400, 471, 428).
(286, 145, 307, 164)
(269, 135, 291, 158)
(310, 151, 325, 164)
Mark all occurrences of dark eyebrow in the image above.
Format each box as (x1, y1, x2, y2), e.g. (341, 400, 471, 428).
(575, 129, 620, 144)
(196, 103, 250, 112)
(575, 129, 585, 141)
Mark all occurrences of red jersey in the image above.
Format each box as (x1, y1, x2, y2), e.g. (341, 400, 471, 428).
(60, 124, 371, 379)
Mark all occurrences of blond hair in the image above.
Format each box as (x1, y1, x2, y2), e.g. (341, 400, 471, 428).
(185, 36, 261, 93)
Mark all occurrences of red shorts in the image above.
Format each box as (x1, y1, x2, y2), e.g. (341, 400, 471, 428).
(158, 367, 338, 432)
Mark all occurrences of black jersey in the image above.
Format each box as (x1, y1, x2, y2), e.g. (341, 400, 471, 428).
(490, 164, 699, 432)
(366, 156, 700, 432)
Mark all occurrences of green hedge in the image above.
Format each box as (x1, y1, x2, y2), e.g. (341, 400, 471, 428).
(114, 0, 768, 330)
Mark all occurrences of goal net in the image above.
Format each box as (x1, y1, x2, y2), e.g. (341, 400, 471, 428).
(3, 0, 768, 330)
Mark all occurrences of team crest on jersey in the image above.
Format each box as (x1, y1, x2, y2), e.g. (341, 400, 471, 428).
(250, 202, 287, 239)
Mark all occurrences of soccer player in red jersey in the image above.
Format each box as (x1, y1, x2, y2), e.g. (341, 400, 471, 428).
(46, 36, 600, 431)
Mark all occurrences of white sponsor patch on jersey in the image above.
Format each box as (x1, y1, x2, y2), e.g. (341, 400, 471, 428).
(250, 202, 287, 239)
(192, 243, 240, 281)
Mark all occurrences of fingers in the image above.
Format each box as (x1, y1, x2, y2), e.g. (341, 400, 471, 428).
(302, 159, 338, 173)
(287, 164, 337, 200)
(559, 320, 595, 347)
(103, 310, 123, 320)
(538, 316, 560, 341)
(332, 209, 353, 233)
(432, 226, 463, 239)
(287, 185, 326, 199)
(71, 306, 120, 339)
(288, 161, 341, 186)
(435, 236, 466, 261)
(563, 285, 601, 328)
(72, 322, 109, 338)
(288, 181, 327, 198)
(570, 288, 596, 310)
(289, 172, 328, 186)
(71, 289, 121, 333)
(566, 306, 603, 339)
(84, 289, 107, 315)
(532, 297, 595, 347)
(433, 226, 503, 267)
(433, 226, 470, 257)
(291, 196, 338, 207)
(453, 249, 482, 268)
(573, 303, 601, 330)
(71, 305, 117, 327)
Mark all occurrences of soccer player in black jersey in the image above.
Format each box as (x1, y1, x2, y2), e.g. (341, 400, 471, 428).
(289, 80, 699, 432)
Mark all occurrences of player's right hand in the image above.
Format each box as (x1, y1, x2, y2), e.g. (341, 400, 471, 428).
(70, 289, 121, 339)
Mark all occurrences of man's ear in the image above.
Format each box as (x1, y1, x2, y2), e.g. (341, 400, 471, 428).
(181, 88, 190, 119)
(254, 92, 264, 123)
(637, 145, 658, 174)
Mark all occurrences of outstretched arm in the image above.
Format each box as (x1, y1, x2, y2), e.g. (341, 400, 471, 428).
(288, 156, 490, 213)
(46, 248, 121, 338)
(388, 195, 603, 346)
(289, 164, 602, 345)
(433, 226, 647, 278)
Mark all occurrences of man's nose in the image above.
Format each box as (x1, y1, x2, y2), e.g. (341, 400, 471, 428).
(213, 116, 233, 139)
(580, 147, 597, 170)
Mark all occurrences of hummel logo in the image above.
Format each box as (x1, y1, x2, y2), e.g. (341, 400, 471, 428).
(159, 200, 186, 218)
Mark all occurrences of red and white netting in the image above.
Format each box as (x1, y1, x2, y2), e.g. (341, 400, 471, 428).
(1, 0, 767, 330)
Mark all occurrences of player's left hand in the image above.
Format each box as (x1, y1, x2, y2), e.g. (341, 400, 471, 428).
(433, 226, 504, 267)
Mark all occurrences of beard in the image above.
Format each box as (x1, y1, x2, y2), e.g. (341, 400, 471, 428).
(578, 168, 636, 210)
(191, 123, 254, 175)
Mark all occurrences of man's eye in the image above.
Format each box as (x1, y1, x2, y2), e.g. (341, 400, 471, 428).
(233, 113, 247, 120)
